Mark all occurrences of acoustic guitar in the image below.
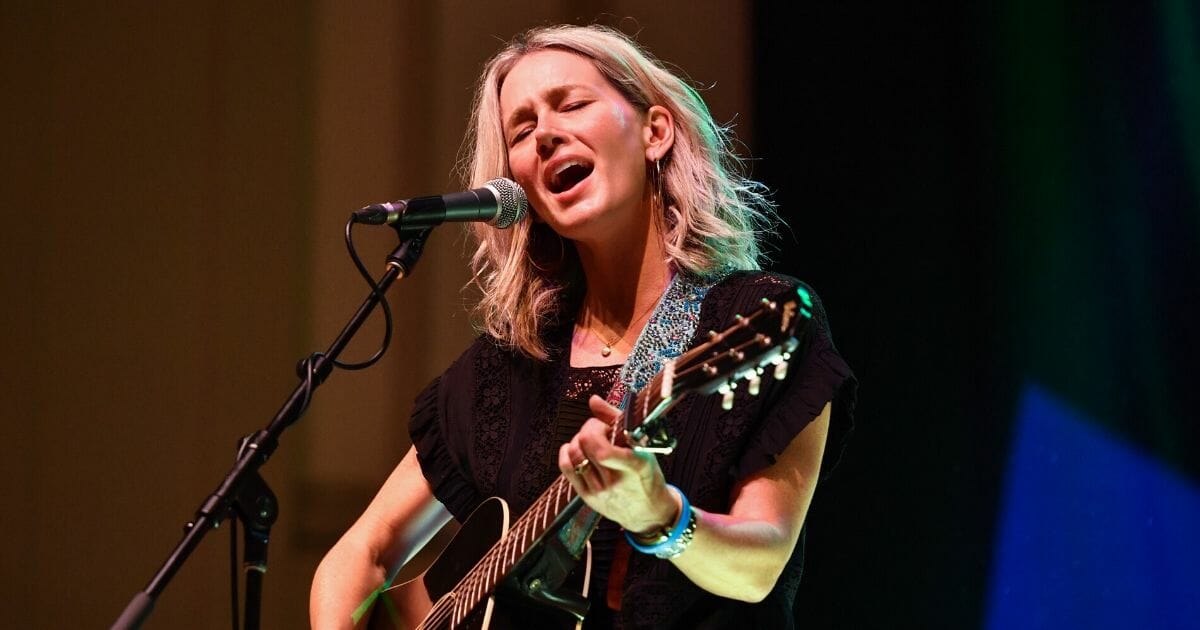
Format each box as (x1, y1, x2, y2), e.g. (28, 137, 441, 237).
(356, 284, 815, 629)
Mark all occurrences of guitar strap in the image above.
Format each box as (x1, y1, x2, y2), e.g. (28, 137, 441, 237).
(607, 271, 715, 406)
(562, 271, 717, 611)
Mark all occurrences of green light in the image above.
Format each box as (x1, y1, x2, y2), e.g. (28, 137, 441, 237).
(350, 587, 379, 624)
(796, 286, 813, 308)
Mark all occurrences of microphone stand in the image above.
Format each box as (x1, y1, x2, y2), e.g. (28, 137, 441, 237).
(112, 228, 432, 630)
(232, 435, 277, 630)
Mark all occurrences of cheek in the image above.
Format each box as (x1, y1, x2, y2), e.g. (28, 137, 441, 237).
(602, 106, 647, 166)
(608, 102, 629, 127)
(506, 148, 536, 186)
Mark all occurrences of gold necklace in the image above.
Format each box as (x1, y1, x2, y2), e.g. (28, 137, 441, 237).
(584, 299, 658, 358)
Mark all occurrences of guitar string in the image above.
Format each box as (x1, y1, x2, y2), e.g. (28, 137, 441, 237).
(423, 423, 620, 625)
(671, 334, 769, 383)
(414, 441, 595, 626)
(423, 474, 580, 628)
(431, 474, 577, 626)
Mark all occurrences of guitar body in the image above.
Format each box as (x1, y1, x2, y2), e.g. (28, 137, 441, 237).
(363, 497, 590, 630)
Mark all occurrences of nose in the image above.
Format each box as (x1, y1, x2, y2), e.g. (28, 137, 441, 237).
(535, 125, 565, 159)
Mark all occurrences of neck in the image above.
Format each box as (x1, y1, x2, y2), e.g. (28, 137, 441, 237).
(573, 213, 672, 329)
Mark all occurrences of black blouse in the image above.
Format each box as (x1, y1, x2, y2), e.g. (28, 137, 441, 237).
(409, 271, 857, 628)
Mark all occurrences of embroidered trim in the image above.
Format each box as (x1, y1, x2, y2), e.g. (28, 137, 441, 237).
(608, 273, 717, 408)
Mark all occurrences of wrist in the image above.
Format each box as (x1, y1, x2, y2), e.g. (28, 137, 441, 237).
(624, 484, 698, 559)
(631, 485, 683, 542)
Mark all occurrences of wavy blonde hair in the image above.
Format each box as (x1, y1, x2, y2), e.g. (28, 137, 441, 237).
(462, 24, 777, 360)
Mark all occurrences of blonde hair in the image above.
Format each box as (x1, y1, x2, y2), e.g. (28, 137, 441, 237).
(462, 24, 777, 360)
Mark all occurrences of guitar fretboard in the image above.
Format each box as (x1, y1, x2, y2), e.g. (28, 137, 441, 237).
(432, 475, 574, 626)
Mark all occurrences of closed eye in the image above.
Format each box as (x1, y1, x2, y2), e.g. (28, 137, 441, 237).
(511, 127, 533, 144)
(508, 100, 590, 145)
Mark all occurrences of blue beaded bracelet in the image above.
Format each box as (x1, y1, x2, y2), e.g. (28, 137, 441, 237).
(624, 484, 697, 559)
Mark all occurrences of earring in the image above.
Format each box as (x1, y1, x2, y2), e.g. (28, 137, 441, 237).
(652, 158, 666, 214)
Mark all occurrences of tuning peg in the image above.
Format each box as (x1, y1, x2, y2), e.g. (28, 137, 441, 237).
(719, 382, 735, 410)
(772, 352, 792, 380)
(747, 372, 761, 396)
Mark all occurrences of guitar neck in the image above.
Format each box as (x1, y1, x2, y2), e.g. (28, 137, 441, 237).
(438, 474, 586, 617)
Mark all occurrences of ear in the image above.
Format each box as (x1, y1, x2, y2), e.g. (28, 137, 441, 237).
(643, 105, 675, 162)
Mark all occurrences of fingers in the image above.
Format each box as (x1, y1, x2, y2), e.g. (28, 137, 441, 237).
(588, 394, 620, 421)
(558, 440, 609, 492)
(558, 397, 661, 494)
(572, 414, 657, 474)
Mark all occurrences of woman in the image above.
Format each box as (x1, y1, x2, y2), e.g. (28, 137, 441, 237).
(310, 24, 855, 629)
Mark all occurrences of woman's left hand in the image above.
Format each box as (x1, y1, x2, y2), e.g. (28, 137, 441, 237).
(558, 395, 680, 535)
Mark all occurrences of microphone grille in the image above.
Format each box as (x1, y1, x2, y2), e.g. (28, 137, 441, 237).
(484, 177, 528, 229)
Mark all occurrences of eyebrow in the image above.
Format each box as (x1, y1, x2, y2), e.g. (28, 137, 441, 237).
(503, 84, 588, 132)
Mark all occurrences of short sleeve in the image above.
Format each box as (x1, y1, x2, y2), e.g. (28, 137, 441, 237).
(733, 283, 857, 481)
(408, 375, 484, 521)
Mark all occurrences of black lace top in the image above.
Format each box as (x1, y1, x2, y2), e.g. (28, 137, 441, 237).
(409, 272, 857, 629)
(558, 365, 622, 629)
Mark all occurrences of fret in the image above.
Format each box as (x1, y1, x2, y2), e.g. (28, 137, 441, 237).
(479, 551, 494, 589)
(537, 493, 551, 531)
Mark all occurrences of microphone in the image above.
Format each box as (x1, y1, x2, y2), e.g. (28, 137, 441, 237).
(353, 177, 528, 231)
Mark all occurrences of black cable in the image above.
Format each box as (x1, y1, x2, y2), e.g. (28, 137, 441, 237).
(283, 220, 396, 423)
(333, 218, 393, 370)
(288, 351, 321, 421)
(263, 219, 397, 470)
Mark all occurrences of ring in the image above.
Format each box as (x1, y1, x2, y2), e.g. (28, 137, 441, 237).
(574, 459, 590, 475)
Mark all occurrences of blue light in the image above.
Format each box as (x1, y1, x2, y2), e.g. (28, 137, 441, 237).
(985, 384, 1200, 630)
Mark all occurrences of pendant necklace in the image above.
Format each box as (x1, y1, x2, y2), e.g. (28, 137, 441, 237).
(588, 299, 658, 358)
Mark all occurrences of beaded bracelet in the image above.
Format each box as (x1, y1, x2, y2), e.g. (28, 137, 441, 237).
(624, 484, 698, 559)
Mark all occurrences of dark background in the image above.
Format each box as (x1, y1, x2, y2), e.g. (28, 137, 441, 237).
(755, 5, 1007, 626)
(753, 2, 1199, 627)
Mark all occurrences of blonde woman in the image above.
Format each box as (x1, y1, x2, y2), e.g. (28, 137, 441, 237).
(311, 24, 855, 629)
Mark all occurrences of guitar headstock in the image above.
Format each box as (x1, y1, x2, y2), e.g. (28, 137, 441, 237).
(625, 284, 816, 452)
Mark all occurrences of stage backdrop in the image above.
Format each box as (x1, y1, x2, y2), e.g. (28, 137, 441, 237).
(0, 2, 752, 628)
(753, 2, 1200, 628)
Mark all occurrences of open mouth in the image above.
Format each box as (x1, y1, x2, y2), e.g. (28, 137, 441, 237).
(547, 160, 594, 194)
